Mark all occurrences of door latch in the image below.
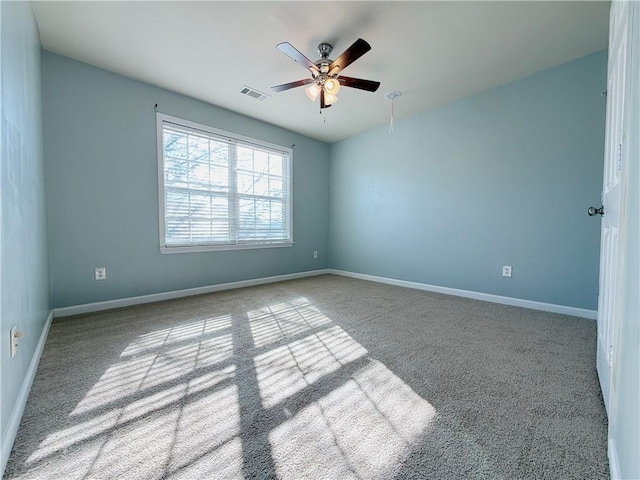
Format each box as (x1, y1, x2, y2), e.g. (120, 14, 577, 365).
(588, 206, 605, 216)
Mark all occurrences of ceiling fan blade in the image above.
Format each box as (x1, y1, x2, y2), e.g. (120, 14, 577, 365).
(276, 42, 319, 74)
(338, 76, 381, 92)
(329, 38, 371, 74)
(271, 78, 315, 93)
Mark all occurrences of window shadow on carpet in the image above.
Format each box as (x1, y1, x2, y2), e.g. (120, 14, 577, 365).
(7, 294, 441, 479)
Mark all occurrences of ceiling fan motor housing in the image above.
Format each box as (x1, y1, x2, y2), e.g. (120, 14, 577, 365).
(315, 44, 334, 75)
(317, 42, 333, 58)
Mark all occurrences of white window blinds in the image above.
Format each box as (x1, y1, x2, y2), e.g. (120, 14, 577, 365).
(157, 114, 292, 252)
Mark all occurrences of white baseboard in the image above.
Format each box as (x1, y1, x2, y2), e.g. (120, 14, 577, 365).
(328, 269, 597, 319)
(53, 269, 330, 317)
(52, 267, 596, 320)
(608, 438, 620, 480)
(1, 310, 54, 476)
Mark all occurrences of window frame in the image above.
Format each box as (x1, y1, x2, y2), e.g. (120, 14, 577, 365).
(156, 113, 294, 254)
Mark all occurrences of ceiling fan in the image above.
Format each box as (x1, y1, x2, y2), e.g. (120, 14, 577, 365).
(271, 38, 381, 110)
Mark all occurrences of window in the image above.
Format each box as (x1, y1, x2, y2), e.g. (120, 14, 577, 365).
(157, 114, 293, 253)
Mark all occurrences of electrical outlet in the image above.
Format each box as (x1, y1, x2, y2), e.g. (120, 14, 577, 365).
(95, 267, 107, 281)
(10, 327, 25, 358)
(502, 265, 512, 278)
(313, 250, 318, 259)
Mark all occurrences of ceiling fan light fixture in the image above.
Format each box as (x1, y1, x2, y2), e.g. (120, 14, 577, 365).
(305, 84, 320, 101)
(325, 93, 338, 106)
(324, 78, 341, 95)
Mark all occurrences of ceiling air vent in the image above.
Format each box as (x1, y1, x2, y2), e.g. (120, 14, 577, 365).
(239, 86, 270, 101)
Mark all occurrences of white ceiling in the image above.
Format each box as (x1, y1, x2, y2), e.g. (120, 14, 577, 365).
(32, 1, 610, 143)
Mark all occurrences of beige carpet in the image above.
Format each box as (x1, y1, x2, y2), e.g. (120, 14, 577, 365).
(4, 275, 608, 479)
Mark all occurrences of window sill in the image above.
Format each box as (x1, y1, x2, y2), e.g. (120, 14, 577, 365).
(160, 242, 294, 254)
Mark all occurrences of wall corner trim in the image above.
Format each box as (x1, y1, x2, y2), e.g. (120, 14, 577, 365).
(328, 269, 597, 319)
(1, 310, 54, 476)
(608, 438, 621, 480)
(52, 269, 331, 318)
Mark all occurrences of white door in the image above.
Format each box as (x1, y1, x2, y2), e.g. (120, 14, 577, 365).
(595, 0, 630, 415)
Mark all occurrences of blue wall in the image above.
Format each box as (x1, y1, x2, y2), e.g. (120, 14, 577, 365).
(329, 51, 607, 310)
(43, 49, 607, 311)
(0, 2, 50, 470)
(42, 52, 330, 308)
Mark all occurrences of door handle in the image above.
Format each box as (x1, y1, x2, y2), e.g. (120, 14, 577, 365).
(588, 206, 605, 216)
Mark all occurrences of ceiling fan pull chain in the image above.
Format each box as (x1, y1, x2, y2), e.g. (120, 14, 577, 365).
(389, 97, 395, 134)
(385, 91, 402, 135)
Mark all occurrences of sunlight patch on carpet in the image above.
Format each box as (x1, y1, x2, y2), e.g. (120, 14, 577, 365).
(254, 325, 367, 409)
(71, 334, 234, 415)
(269, 360, 437, 479)
(120, 314, 233, 357)
(248, 297, 332, 349)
